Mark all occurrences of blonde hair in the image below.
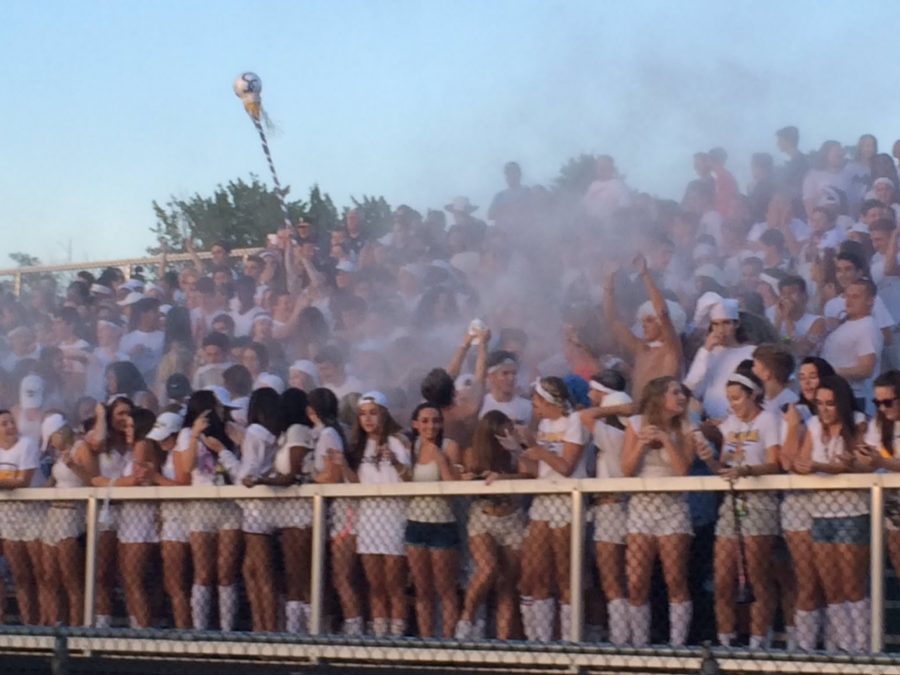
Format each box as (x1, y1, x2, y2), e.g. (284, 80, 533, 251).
(639, 376, 688, 432)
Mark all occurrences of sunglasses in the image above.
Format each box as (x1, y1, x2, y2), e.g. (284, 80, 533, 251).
(874, 397, 898, 409)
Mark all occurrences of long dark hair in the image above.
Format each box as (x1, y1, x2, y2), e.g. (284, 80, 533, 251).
(247, 388, 280, 435)
(164, 306, 195, 352)
(816, 375, 858, 452)
(798, 356, 836, 411)
(351, 401, 403, 464)
(183, 390, 233, 451)
(307, 387, 351, 468)
(874, 371, 900, 455)
(279, 388, 311, 433)
(410, 402, 444, 457)
(107, 361, 147, 398)
(469, 410, 515, 476)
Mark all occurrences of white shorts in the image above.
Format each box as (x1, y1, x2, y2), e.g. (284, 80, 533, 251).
(715, 493, 780, 538)
(118, 502, 159, 544)
(160, 501, 190, 543)
(356, 497, 406, 556)
(467, 500, 526, 549)
(626, 493, 693, 538)
(0, 502, 47, 541)
(186, 500, 242, 534)
(528, 494, 574, 529)
(591, 499, 629, 545)
(780, 492, 812, 533)
(329, 498, 356, 540)
(271, 498, 313, 530)
(42, 503, 86, 545)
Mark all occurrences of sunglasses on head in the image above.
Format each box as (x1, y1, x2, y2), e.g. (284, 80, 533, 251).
(874, 397, 898, 409)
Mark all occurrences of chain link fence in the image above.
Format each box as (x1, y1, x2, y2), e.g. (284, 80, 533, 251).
(0, 476, 898, 674)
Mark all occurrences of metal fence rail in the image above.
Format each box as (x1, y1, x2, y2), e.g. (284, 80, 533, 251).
(0, 248, 263, 295)
(0, 474, 897, 673)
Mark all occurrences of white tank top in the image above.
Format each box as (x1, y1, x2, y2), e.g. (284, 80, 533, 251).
(51, 454, 84, 488)
(407, 439, 455, 524)
(99, 449, 130, 480)
(627, 415, 683, 478)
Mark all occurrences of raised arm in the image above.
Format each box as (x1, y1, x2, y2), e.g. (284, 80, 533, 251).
(602, 268, 642, 356)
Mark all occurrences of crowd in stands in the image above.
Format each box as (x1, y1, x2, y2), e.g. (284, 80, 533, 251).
(1, 127, 900, 653)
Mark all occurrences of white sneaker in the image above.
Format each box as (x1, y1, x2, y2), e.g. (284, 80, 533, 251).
(455, 619, 473, 640)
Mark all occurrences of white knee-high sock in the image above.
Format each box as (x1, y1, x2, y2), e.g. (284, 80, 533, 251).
(342, 616, 363, 636)
(300, 602, 312, 634)
(532, 598, 555, 641)
(794, 609, 819, 652)
(95, 614, 112, 629)
(826, 603, 849, 652)
(519, 596, 535, 640)
(390, 618, 406, 637)
(191, 585, 212, 631)
(607, 598, 630, 646)
(218, 585, 237, 632)
(846, 600, 870, 654)
(286, 600, 305, 634)
(372, 617, 389, 637)
(669, 601, 692, 647)
(717, 632, 735, 647)
(559, 603, 572, 641)
(629, 603, 651, 646)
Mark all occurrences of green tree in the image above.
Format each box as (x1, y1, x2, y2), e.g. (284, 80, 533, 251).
(8, 252, 41, 268)
(347, 195, 393, 239)
(305, 184, 340, 233)
(553, 153, 600, 196)
(149, 175, 307, 254)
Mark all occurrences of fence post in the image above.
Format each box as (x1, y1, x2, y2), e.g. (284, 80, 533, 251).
(870, 482, 885, 653)
(13, 272, 22, 298)
(309, 493, 327, 636)
(569, 487, 584, 642)
(83, 496, 99, 628)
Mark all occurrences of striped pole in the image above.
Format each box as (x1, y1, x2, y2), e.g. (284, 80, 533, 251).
(250, 115, 293, 230)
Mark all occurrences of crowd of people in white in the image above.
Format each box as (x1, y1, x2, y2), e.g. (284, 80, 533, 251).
(0, 127, 899, 653)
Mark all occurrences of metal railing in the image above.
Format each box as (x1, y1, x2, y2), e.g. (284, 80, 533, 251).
(0, 248, 263, 295)
(0, 473, 897, 674)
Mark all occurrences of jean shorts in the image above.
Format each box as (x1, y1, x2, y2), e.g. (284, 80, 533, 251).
(810, 515, 870, 545)
(405, 521, 459, 549)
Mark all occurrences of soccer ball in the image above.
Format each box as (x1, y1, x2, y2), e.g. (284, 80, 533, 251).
(233, 72, 262, 98)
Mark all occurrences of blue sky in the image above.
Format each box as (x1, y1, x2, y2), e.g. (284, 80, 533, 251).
(3, 0, 900, 266)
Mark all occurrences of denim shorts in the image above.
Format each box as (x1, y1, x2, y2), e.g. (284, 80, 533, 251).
(405, 521, 459, 549)
(810, 515, 870, 545)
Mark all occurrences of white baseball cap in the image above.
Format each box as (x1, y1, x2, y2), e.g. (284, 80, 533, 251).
(205, 385, 240, 409)
(41, 412, 67, 451)
(20, 374, 44, 410)
(359, 391, 388, 408)
(146, 411, 184, 442)
(117, 292, 144, 307)
(289, 360, 320, 385)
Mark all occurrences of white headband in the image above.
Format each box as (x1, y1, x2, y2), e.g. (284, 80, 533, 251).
(589, 380, 616, 395)
(727, 373, 761, 396)
(532, 379, 569, 411)
(488, 357, 517, 375)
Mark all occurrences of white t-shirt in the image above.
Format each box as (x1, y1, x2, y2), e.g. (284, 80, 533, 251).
(699, 210, 724, 245)
(593, 421, 625, 479)
(0, 437, 41, 486)
(625, 415, 694, 478)
(535, 413, 588, 480)
(274, 423, 314, 477)
(119, 330, 165, 379)
(762, 388, 799, 435)
(821, 315, 884, 404)
(230, 305, 266, 338)
(684, 344, 757, 420)
(824, 294, 894, 330)
(312, 425, 344, 475)
(864, 419, 900, 459)
(325, 376, 364, 401)
(479, 393, 532, 425)
(357, 436, 411, 485)
(747, 219, 810, 244)
(718, 410, 781, 467)
(582, 178, 632, 223)
(871, 251, 900, 322)
(235, 423, 277, 481)
(175, 427, 218, 486)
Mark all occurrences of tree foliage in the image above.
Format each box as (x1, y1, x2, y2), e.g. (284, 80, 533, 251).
(553, 153, 600, 196)
(8, 252, 41, 268)
(149, 175, 393, 254)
